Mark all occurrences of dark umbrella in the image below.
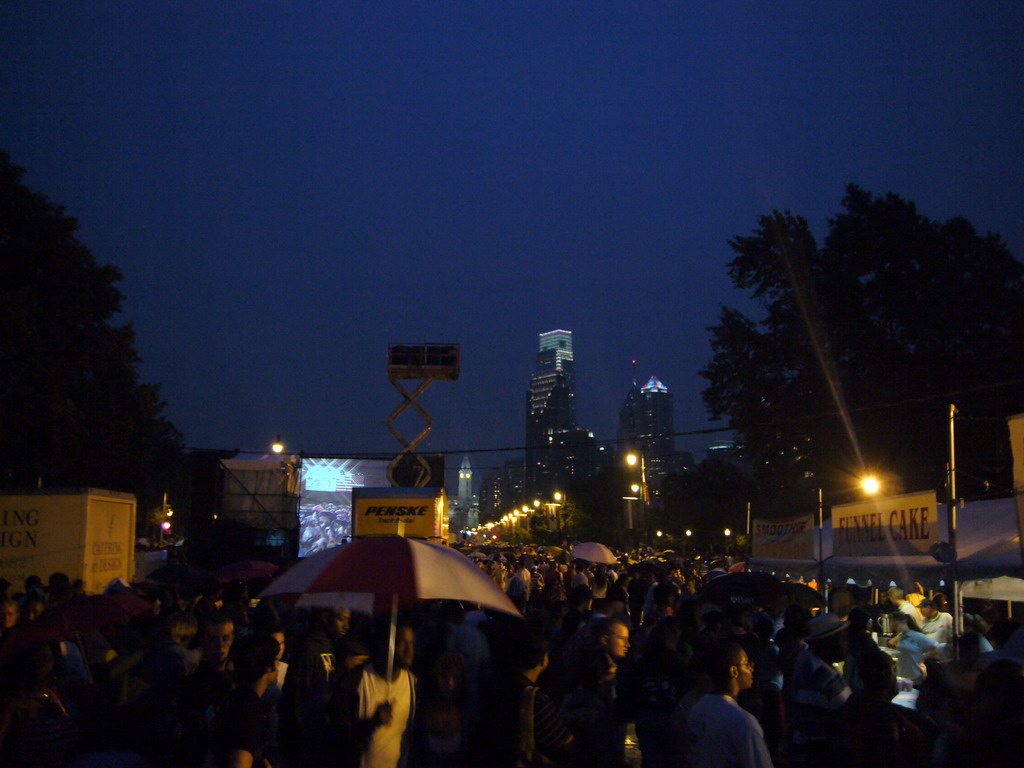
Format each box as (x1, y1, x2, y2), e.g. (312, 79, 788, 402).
(146, 562, 215, 588)
(781, 581, 828, 610)
(696, 571, 787, 608)
(215, 559, 280, 582)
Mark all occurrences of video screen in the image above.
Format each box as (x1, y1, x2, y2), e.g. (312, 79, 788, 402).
(298, 458, 389, 557)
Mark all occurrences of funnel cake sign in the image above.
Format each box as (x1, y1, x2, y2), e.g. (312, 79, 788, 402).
(832, 490, 939, 557)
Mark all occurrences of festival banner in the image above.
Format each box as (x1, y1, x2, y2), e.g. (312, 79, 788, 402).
(832, 490, 939, 557)
(1008, 413, 1024, 564)
(752, 514, 814, 560)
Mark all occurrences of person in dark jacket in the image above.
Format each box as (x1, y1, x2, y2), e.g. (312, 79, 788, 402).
(476, 624, 575, 768)
(209, 633, 280, 768)
(279, 607, 349, 765)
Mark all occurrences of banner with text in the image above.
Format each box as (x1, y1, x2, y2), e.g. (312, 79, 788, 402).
(832, 490, 939, 557)
(752, 514, 815, 560)
(1008, 413, 1024, 564)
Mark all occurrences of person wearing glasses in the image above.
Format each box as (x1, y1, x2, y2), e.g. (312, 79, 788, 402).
(686, 640, 774, 768)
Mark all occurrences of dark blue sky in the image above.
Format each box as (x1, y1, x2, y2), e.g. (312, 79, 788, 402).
(3, 3, 1023, 479)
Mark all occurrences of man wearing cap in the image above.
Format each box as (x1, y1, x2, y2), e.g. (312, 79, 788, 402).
(887, 612, 940, 680)
(786, 613, 851, 768)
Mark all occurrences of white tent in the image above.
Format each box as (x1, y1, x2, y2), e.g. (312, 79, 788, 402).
(749, 497, 1023, 589)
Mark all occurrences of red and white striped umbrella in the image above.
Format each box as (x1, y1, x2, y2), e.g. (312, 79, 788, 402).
(259, 537, 520, 617)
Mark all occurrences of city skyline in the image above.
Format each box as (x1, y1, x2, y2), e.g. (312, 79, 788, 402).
(3, 4, 1021, 471)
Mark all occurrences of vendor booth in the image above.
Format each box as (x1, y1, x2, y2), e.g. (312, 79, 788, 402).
(749, 496, 1023, 590)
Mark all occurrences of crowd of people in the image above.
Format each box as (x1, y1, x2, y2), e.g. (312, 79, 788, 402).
(0, 549, 1022, 768)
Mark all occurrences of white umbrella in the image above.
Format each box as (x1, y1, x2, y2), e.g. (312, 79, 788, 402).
(570, 542, 618, 565)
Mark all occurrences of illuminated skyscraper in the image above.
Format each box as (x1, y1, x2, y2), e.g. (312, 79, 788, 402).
(618, 370, 679, 483)
(526, 330, 578, 493)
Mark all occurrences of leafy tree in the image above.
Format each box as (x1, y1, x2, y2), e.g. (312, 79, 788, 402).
(701, 185, 1024, 515)
(0, 151, 184, 513)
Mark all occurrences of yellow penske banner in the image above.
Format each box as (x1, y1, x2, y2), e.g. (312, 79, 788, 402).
(353, 495, 443, 538)
(832, 490, 939, 557)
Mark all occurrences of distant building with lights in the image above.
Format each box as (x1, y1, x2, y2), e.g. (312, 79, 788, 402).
(526, 330, 577, 493)
(618, 370, 690, 488)
(449, 455, 478, 535)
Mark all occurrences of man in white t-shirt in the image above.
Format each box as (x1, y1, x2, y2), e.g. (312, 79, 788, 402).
(687, 641, 774, 768)
(356, 621, 417, 768)
(887, 586, 924, 628)
(919, 599, 953, 645)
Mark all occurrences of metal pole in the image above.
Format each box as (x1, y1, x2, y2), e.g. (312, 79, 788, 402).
(817, 488, 825, 597)
(949, 404, 962, 651)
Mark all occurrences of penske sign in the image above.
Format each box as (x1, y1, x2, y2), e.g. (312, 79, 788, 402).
(832, 490, 939, 557)
(352, 488, 448, 540)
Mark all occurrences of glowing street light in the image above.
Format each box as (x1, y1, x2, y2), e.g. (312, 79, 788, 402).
(625, 453, 638, 466)
(861, 476, 881, 495)
(271, 435, 285, 454)
(553, 492, 563, 502)
(630, 483, 641, 494)
(724, 528, 732, 537)
(686, 529, 692, 537)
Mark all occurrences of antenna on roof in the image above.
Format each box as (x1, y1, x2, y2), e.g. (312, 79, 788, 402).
(631, 359, 637, 387)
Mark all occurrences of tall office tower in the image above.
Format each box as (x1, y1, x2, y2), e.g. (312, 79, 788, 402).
(618, 371, 678, 484)
(526, 330, 577, 493)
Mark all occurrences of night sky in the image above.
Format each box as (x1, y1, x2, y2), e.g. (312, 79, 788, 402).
(4, 3, 1023, 483)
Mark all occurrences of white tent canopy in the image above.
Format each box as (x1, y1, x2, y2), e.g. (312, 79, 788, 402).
(749, 497, 1023, 589)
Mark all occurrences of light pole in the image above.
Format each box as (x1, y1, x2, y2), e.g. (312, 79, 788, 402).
(544, 492, 563, 532)
(626, 452, 649, 547)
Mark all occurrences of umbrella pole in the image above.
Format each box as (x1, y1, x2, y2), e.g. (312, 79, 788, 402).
(386, 593, 398, 681)
(75, 634, 94, 685)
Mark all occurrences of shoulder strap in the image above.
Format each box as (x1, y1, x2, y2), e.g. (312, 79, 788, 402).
(519, 685, 538, 762)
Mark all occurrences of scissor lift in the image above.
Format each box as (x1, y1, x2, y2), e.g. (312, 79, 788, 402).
(386, 343, 460, 487)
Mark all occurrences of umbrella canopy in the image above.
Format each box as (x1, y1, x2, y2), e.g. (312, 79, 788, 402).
(696, 571, 787, 608)
(0, 593, 153, 664)
(467, 551, 490, 561)
(37, 593, 154, 636)
(570, 542, 617, 565)
(146, 562, 215, 588)
(215, 559, 280, 582)
(259, 537, 520, 617)
(781, 581, 827, 610)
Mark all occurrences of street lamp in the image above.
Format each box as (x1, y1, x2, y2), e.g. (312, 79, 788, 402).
(861, 476, 881, 495)
(625, 451, 649, 547)
(271, 435, 285, 454)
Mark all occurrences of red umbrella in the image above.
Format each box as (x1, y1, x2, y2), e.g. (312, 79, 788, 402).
(260, 537, 520, 678)
(34, 593, 154, 636)
(259, 537, 520, 617)
(0, 593, 152, 665)
(216, 559, 280, 582)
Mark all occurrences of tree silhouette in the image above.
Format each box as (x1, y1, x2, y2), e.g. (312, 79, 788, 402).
(0, 151, 184, 512)
(702, 185, 1024, 515)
